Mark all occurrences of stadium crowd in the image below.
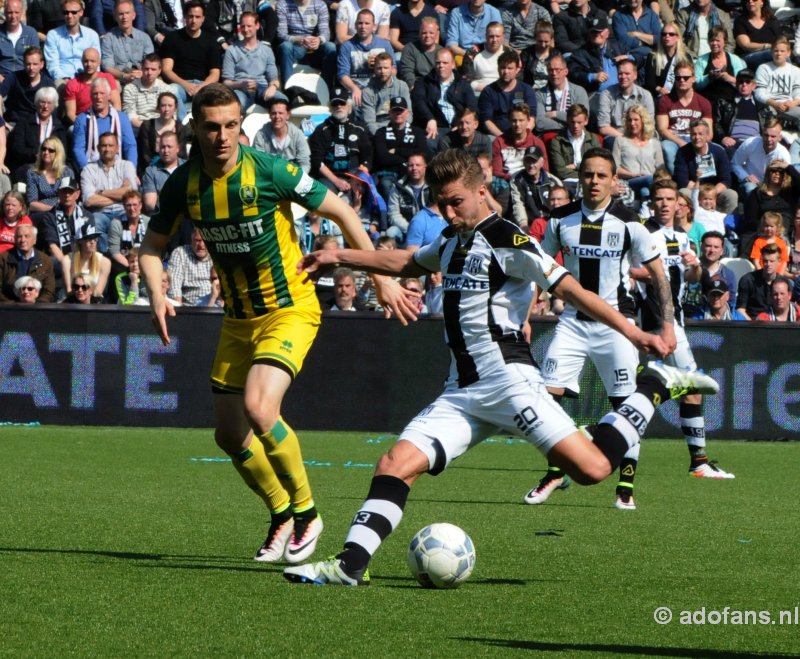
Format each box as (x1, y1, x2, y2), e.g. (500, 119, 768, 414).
(1, 0, 800, 321)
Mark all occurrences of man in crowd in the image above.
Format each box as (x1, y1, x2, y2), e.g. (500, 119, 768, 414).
(100, 0, 154, 87)
(166, 226, 212, 306)
(275, 0, 336, 92)
(731, 117, 790, 197)
(446, 0, 501, 58)
(80, 131, 139, 253)
(567, 16, 626, 95)
(674, 119, 737, 215)
(398, 16, 440, 91)
(221, 12, 282, 112)
(465, 22, 507, 94)
(737, 242, 782, 319)
(0, 224, 55, 302)
(373, 97, 429, 202)
(37, 177, 89, 274)
(160, 2, 221, 117)
(612, 0, 661, 66)
(361, 53, 412, 135)
(121, 53, 171, 129)
(64, 47, 121, 124)
(693, 279, 747, 320)
(438, 107, 492, 158)
(477, 50, 538, 138)
(755, 276, 800, 322)
(386, 152, 430, 244)
(338, 9, 394, 108)
(411, 47, 477, 149)
(253, 99, 311, 173)
(596, 58, 654, 146)
(0, 47, 54, 123)
(141, 131, 184, 213)
(44, 0, 101, 88)
(714, 69, 762, 158)
(73, 77, 137, 170)
(492, 102, 548, 182)
(656, 59, 713, 173)
(309, 87, 372, 193)
(0, 0, 39, 79)
(553, 0, 605, 53)
(535, 54, 589, 136)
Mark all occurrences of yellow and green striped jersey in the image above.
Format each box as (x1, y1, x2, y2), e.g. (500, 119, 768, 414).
(149, 147, 329, 319)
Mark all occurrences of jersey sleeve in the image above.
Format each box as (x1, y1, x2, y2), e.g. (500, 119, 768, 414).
(412, 233, 445, 272)
(630, 221, 662, 265)
(541, 216, 561, 256)
(269, 156, 328, 211)
(494, 233, 569, 292)
(145, 165, 187, 236)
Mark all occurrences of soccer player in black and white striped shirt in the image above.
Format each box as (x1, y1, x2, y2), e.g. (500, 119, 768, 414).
(282, 149, 718, 586)
(524, 147, 677, 511)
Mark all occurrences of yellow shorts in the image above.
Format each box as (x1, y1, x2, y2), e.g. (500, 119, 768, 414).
(210, 304, 321, 393)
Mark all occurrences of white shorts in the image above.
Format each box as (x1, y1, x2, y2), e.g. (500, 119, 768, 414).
(541, 316, 639, 397)
(401, 362, 577, 474)
(660, 323, 696, 370)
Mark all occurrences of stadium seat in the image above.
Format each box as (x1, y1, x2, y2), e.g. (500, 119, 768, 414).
(242, 112, 271, 144)
(720, 257, 755, 289)
(284, 72, 330, 120)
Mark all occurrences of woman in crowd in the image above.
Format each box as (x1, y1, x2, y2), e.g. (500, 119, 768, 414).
(137, 91, 189, 175)
(6, 87, 68, 183)
(63, 274, 104, 304)
(612, 105, 664, 200)
(14, 276, 42, 304)
(63, 222, 111, 299)
(26, 137, 74, 216)
(743, 159, 800, 254)
(0, 191, 33, 254)
(735, 0, 782, 69)
(695, 26, 745, 103)
(644, 22, 689, 98)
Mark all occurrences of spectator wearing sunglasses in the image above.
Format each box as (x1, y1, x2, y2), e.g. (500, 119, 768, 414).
(43, 0, 101, 89)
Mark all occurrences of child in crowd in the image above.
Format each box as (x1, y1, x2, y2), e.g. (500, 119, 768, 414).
(693, 184, 729, 235)
(750, 211, 790, 272)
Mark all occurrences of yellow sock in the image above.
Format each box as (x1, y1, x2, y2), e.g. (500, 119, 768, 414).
(258, 419, 313, 512)
(229, 435, 290, 513)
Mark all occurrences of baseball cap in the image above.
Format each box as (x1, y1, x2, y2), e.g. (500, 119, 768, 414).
(390, 96, 408, 110)
(58, 176, 79, 192)
(330, 87, 350, 104)
(736, 69, 755, 83)
(523, 146, 544, 161)
(589, 16, 609, 31)
(705, 279, 729, 296)
(76, 219, 101, 241)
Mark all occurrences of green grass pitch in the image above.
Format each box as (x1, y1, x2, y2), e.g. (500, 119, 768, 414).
(1, 427, 798, 657)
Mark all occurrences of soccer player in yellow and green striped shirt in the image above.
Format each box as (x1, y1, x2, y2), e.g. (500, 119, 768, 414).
(139, 84, 418, 564)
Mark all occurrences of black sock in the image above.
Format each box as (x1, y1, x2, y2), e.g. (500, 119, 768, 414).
(338, 475, 410, 575)
(617, 457, 637, 494)
(636, 372, 671, 407)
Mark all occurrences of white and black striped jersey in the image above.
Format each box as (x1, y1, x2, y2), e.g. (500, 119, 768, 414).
(640, 219, 690, 330)
(413, 213, 569, 388)
(543, 199, 661, 321)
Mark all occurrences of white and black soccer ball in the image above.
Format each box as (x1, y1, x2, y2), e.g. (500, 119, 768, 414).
(407, 522, 476, 589)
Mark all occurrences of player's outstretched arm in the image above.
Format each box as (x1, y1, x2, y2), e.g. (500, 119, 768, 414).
(553, 274, 670, 358)
(139, 230, 176, 346)
(311, 190, 425, 324)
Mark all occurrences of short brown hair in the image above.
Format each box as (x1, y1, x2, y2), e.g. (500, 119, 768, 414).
(427, 149, 483, 191)
(192, 83, 240, 118)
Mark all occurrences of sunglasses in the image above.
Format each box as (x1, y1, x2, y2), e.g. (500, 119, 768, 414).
(675, 75, 693, 81)
(662, 32, 678, 37)
(74, 284, 91, 291)
(21, 286, 37, 292)
(63, 9, 80, 14)
(41, 146, 56, 153)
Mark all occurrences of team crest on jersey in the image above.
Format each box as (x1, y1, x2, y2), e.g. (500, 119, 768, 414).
(544, 358, 557, 375)
(464, 254, 483, 274)
(239, 184, 258, 206)
(285, 163, 299, 177)
(607, 232, 621, 247)
(513, 234, 530, 246)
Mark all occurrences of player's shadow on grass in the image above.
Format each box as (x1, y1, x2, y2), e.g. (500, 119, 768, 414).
(382, 576, 527, 588)
(0, 546, 270, 573)
(459, 638, 787, 657)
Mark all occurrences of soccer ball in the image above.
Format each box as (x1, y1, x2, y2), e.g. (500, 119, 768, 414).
(407, 523, 476, 589)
